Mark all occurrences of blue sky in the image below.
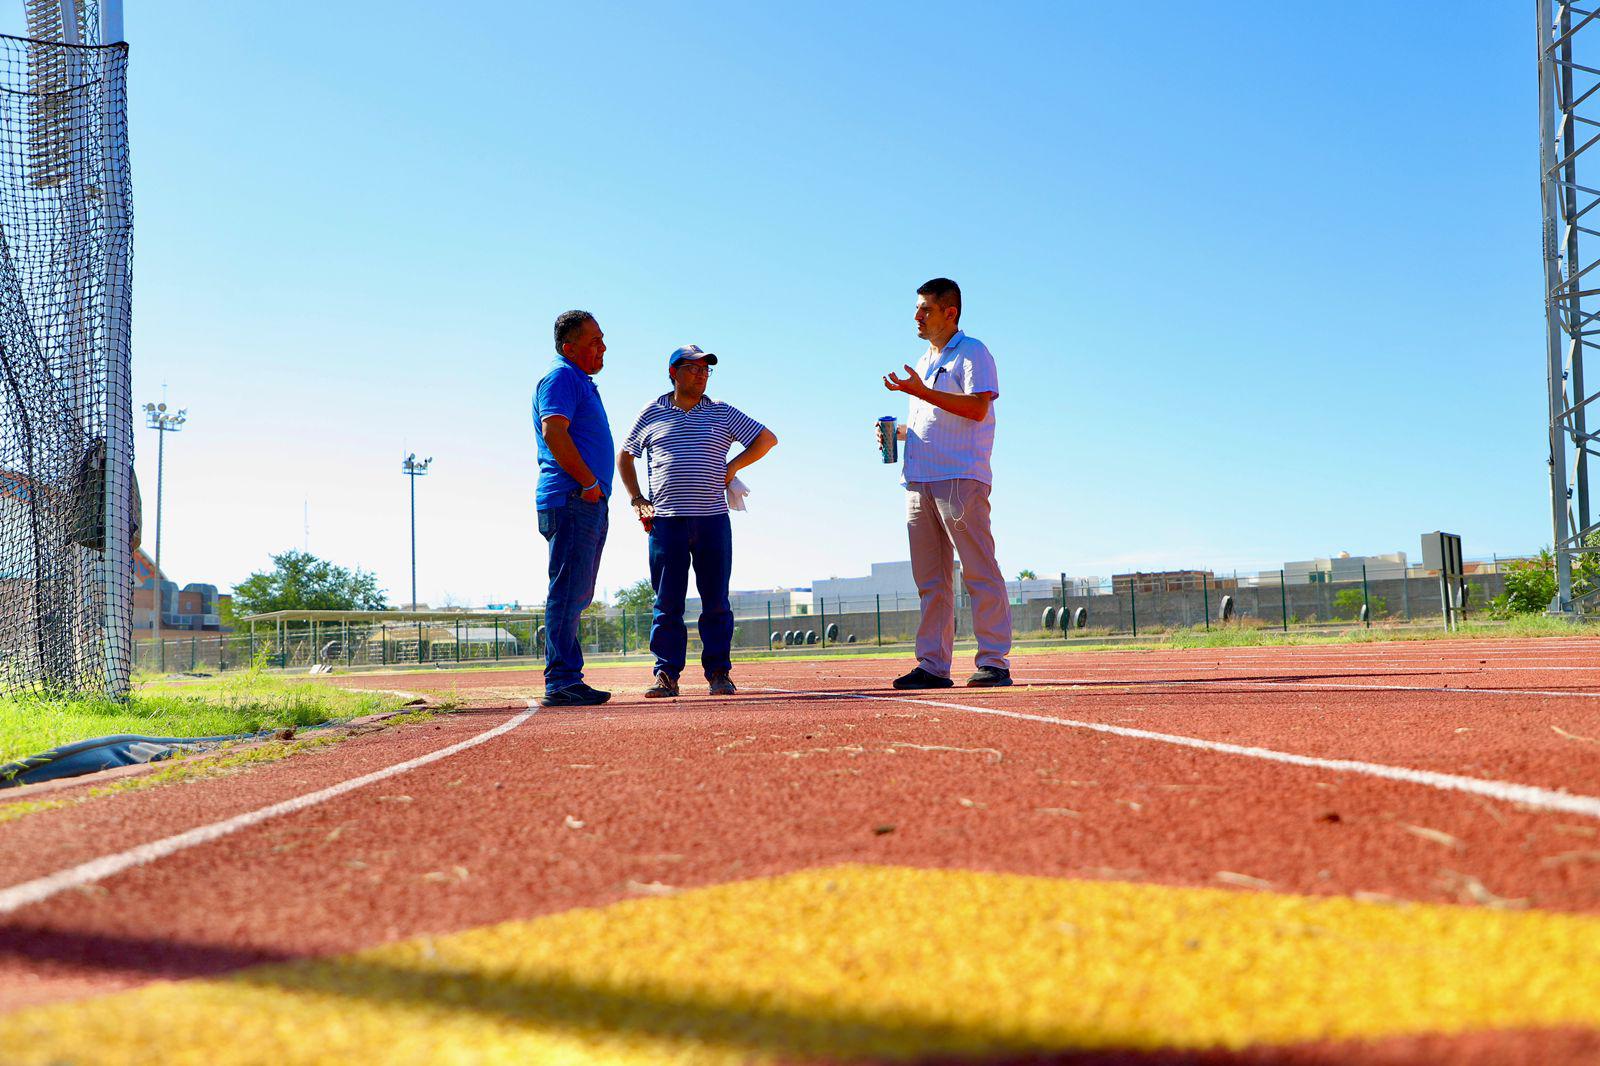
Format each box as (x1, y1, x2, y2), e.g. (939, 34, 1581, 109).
(10, 3, 1544, 605)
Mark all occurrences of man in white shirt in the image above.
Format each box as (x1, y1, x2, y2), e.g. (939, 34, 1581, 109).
(880, 278, 1012, 688)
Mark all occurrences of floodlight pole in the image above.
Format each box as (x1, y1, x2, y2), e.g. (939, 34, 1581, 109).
(143, 402, 187, 630)
(402, 454, 432, 610)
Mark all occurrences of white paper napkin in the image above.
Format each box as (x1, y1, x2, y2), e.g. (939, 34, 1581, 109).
(727, 476, 750, 511)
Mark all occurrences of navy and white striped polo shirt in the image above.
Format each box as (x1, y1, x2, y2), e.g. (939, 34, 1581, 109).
(621, 394, 766, 517)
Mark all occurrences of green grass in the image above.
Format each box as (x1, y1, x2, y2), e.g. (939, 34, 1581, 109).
(0, 665, 414, 766)
(0, 797, 69, 823)
(1159, 614, 1585, 649)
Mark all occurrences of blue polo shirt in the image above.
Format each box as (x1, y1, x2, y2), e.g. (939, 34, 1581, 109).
(533, 357, 613, 510)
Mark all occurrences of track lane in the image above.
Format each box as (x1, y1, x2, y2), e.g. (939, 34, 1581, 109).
(0, 708, 529, 889)
(5, 637, 1597, 1062)
(3, 687, 1596, 1016)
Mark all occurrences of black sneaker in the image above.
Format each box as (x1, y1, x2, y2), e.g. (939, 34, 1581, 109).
(707, 671, 737, 696)
(966, 666, 1013, 688)
(539, 683, 611, 707)
(644, 672, 679, 698)
(892, 666, 954, 690)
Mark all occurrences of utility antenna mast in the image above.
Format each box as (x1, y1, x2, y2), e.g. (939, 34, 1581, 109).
(1538, 1, 1600, 613)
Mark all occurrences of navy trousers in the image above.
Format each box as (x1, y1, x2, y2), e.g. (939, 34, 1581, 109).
(648, 514, 733, 680)
(537, 491, 608, 692)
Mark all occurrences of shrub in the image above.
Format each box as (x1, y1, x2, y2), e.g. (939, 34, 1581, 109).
(1490, 540, 1600, 616)
(1331, 590, 1387, 619)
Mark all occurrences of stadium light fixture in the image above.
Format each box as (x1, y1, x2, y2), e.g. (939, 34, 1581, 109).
(402, 453, 433, 611)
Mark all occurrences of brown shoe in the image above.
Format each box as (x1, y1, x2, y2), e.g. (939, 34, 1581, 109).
(707, 671, 737, 696)
(644, 672, 679, 698)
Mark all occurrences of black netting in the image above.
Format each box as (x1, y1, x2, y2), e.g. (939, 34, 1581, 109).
(0, 27, 132, 697)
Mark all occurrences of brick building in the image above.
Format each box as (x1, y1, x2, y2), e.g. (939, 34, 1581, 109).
(1112, 570, 1233, 594)
(133, 548, 230, 634)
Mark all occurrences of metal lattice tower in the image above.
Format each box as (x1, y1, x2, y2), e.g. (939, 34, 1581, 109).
(1538, 1, 1600, 612)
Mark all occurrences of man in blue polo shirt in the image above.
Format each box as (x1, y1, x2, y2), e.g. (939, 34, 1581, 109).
(533, 310, 614, 707)
(616, 345, 778, 698)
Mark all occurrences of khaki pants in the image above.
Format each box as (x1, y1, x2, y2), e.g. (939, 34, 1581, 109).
(906, 479, 1011, 677)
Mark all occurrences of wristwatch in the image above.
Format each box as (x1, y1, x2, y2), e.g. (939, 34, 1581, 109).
(630, 494, 648, 506)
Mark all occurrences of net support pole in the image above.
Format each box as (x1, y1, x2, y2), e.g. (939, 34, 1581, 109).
(1362, 564, 1371, 628)
(102, 1, 124, 43)
(96, 20, 133, 698)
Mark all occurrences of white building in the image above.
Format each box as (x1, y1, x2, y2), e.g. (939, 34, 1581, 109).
(1283, 551, 1407, 583)
(812, 562, 943, 614)
(1009, 576, 1094, 602)
(812, 561, 1095, 611)
(683, 587, 812, 620)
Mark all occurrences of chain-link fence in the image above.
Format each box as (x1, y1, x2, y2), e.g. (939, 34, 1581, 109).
(732, 565, 1507, 648)
(139, 563, 1511, 675)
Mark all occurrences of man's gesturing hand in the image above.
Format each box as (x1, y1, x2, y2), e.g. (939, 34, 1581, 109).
(883, 365, 926, 398)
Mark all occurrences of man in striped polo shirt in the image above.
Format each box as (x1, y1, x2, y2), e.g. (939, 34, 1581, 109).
(617, 345, 778, 697)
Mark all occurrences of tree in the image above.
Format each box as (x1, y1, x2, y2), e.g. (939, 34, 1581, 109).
(615, 578, 655, 616)
(231, 550, 388, 615)
(1017, 569, 1037, 581)
(581, 600, 621, 650)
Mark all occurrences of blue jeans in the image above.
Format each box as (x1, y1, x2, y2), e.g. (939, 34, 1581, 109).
(648, 514, 733, 680)
(537, 491, 608, 692)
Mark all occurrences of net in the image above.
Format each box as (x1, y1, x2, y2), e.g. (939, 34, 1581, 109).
(0, 6, 132, 698)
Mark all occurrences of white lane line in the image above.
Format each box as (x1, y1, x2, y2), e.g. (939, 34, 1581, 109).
(758, 688, 1600, 820)
(788, 675, 1600, 699)
(1012, 657, 1600, 670)
(999, 677, 1600, 699)
(0, 709, 536, 917)
(1237, 680, 1600, 699)
(1167, 661, 1600, 670)
(1018, 649, 1600, 664)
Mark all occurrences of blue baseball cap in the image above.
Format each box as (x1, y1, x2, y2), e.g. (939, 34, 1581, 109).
(668, 344, 718, 368)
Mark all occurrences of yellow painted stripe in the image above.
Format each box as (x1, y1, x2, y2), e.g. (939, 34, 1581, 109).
(3, 866, 1598, 1064)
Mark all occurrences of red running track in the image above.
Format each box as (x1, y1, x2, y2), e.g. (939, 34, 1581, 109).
(0, 636, 1596, 1061)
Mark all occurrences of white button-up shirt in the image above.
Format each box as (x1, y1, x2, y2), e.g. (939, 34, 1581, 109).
(903, 330, 1000, 486)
